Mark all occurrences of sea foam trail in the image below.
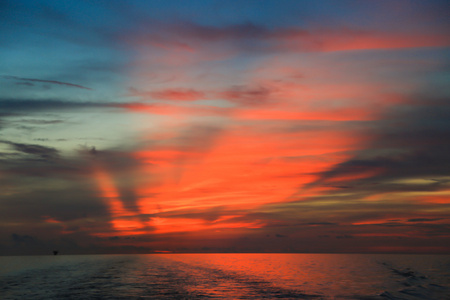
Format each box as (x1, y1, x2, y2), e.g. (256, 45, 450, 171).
(379, 262, 450, 300)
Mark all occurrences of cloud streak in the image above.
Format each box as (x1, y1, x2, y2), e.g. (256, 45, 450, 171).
(0, 99, 111, 112)
(0, 140, 59, 160)
(2, 75, 93, 90)
(127, 21, 450, 58)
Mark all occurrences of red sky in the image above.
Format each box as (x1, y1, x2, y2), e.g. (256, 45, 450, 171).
(0, 0, 449, 255)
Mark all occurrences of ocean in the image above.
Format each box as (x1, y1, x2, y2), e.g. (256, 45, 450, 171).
(0, 254, 449, 299)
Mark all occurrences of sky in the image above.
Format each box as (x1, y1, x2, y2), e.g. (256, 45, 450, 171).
(0, 0, 449, 255)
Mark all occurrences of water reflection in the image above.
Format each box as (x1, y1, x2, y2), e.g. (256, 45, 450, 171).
(1, 254, 449, 299)
(154, 254, 386, 298)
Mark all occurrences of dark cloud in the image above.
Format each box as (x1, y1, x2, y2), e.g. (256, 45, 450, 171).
(305, 222, 337, 226)
(11, 233, 35, 245)
(0, 181, 107, 223)
(78, 145, 142, 174)
(0, 160, 87, 178)
(304, 95, 450, 196)
(219, 85, 273, 105)
(115, 188, 142, 216)
(0, 99, 123, 113)
(2, 75, 92, 90)
(0, 141, 137, 184)
(76, 146, 150, 218)
(336, 235, 354, 239)
(332, 185, 353, 189)
(20, 119, 64, 125)
(0, 118, 65, 133)
(407, 218, 444, 223)
(0, 140, 59, 160)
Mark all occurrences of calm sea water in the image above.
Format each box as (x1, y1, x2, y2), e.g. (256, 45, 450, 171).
(0, 254, 449, 299)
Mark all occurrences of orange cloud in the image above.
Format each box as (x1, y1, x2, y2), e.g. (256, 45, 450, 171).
(102, 20, 441, 242)
(133, 125, 366, 229)
(274, 28, 450, 52)
(318, 31, 450, 52)
(235, 107, 378, 121)
(129, 88, 206, 101)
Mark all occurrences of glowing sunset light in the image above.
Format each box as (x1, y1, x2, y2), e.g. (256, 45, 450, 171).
(94, 169, 145, 232)
(0, 0, 449, 255)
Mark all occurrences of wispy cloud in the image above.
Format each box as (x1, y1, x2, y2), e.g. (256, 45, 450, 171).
(128, 87, 206, 101)
(2, 75, 93, 90)
(0, 140, 59, 160)
(127, 21, 450, 58)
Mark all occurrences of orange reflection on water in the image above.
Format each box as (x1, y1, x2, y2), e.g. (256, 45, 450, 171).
(151, 253, 390, 298)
